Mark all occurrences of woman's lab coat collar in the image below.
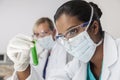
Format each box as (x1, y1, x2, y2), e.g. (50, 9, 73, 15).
(101, 32, 118, 80)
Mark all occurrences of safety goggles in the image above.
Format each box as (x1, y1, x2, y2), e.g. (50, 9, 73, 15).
(56, 22, 89, 40)
(33, 30, 52, 39)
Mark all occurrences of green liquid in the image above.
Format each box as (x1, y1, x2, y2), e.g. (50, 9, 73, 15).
(31, 40, 38, 66)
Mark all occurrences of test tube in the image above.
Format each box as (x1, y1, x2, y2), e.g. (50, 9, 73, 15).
(31, 40, 39, 66)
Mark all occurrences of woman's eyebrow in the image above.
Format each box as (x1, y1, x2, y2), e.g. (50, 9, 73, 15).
(57, 24, 79, 35)
(66, 25, 78, 31)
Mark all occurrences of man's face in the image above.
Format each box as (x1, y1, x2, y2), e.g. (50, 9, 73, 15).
(33, 22, 53, 39)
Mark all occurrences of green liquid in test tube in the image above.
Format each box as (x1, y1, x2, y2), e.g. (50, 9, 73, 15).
(31, 40, 39, 66)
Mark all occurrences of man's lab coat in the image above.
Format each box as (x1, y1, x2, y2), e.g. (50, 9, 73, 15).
(7, 41, 72, 80)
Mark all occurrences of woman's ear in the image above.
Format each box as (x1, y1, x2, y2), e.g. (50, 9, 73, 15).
(91, 20, 99, 35)
(87, 20, 101, 43)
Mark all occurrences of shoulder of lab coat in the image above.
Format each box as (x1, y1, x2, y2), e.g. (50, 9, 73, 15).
(46, 42, 68, 79)
(47, 42, 67, 69)
(46, 42, 81, 80)
(46, 57, 81, 80)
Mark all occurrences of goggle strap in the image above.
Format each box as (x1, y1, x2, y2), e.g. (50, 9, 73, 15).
(85, 5, 94, 31)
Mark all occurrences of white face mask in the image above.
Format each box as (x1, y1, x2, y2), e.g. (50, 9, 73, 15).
(37, 35, 55, 50)
(61, 31, 103, 63)
(58, 5, 103, 63)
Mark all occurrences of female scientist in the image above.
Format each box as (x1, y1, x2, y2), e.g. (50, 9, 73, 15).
(53, 0, 120, 80)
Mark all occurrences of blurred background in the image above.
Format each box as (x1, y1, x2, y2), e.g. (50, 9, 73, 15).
(0, 0, 120, 79)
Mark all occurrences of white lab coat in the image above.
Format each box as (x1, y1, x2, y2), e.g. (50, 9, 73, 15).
(47, 32, 120, 80)
(8, 32, 120, 80)
(7, 41, 71, 80)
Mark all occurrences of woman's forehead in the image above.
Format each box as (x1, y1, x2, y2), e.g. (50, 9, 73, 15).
(55, 14, 82, 34)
